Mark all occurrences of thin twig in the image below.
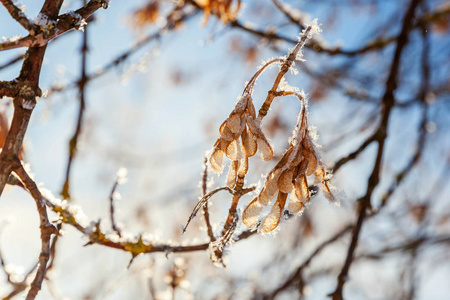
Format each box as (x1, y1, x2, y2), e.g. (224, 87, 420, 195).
(0, 0, 109, 51)
(0, 0, 33, 31)
(0, 53, 24, 71)
(271, 0, 306, 30)
(201, 157, 216, 242)
(61, 6, 89, 199)
(227, 4, 449, 56)
(265, 224, 353, 299)
(380, 16, 430, 208)
(183, 187, 233, 234)
(333, 133, 377, 173)
(109, 177, 122, 237)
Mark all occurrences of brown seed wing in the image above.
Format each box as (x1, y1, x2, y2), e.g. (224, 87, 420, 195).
(260, 192, 288, 233)
(288, 192, 304, 213)
(210, 149, 224, 173)
(226, 160, 239, 188)
(259, 169, 281, 205)
(278, 168, 294, 193)
(241, 126, 257, 157)
(242, 197, 263, 228)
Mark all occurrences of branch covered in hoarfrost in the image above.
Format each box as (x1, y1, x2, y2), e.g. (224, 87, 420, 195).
(0, 0, 109, 51)
(22, 185, 261, 256)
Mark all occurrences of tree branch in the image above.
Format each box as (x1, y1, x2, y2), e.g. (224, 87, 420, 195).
(227, 3, 449, 56)
(13, 164, 58, 300)
(0, 80, 20, 98)
(329, 1, 423, 299)
(0, 0, 109, 51)
(265, 224, 353, 299)
(201, 157, 216, 242)
(0, 0, 33, 31)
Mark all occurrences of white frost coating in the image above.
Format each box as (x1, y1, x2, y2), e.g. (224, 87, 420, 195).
(243, 21, 257, 29)
(78, 19, 87, 31)
(67, 204, 89, 227)
(308, 18, 322, 37)
(41, 188, 62, 206)
(106, 232, 120, 243)
(292, 19, 322, 61)
(289, 62, 299, 75)
(116, 167, 128, 184)
(22, 99, 35, 110)
(2, 35, 22, 43)
(112, 190, 121, 200)
(279, 78, 300, 93)
(67, 11, 87, 31)
(34, 13, 56, 32)
(67, 10, 82, 19)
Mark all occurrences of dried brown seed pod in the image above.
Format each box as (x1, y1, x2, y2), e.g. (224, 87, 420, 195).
(260, 192, 288, 233)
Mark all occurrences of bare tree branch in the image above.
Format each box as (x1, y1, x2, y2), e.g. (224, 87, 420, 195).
(329, 1, 423, 298)
(265, 224, 353, 299)
(0, 0, 109, 51)
(13, 164, 58, 300)
(0, 0, 33, 31)
(60, 6, 89, 200)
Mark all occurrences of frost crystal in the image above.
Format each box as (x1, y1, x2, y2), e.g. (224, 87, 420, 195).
(34, 13, 56, 33)
(67, 11, 87, 31)
(116, 167, 128, 184)
(2, 35, 22, 43)
(22, 99, 35, 110)
(292, 19, 322, 61)
(279, 78, 300, 93)
(308, 19, 322, 37)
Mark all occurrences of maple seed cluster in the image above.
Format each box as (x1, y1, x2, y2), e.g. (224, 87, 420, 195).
(210, 94, 273, 190)
(242, 94, 337, 233)
(208, 19, 337, 233)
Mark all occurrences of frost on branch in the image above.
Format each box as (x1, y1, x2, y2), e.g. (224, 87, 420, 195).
(33, 13, 56, 34)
